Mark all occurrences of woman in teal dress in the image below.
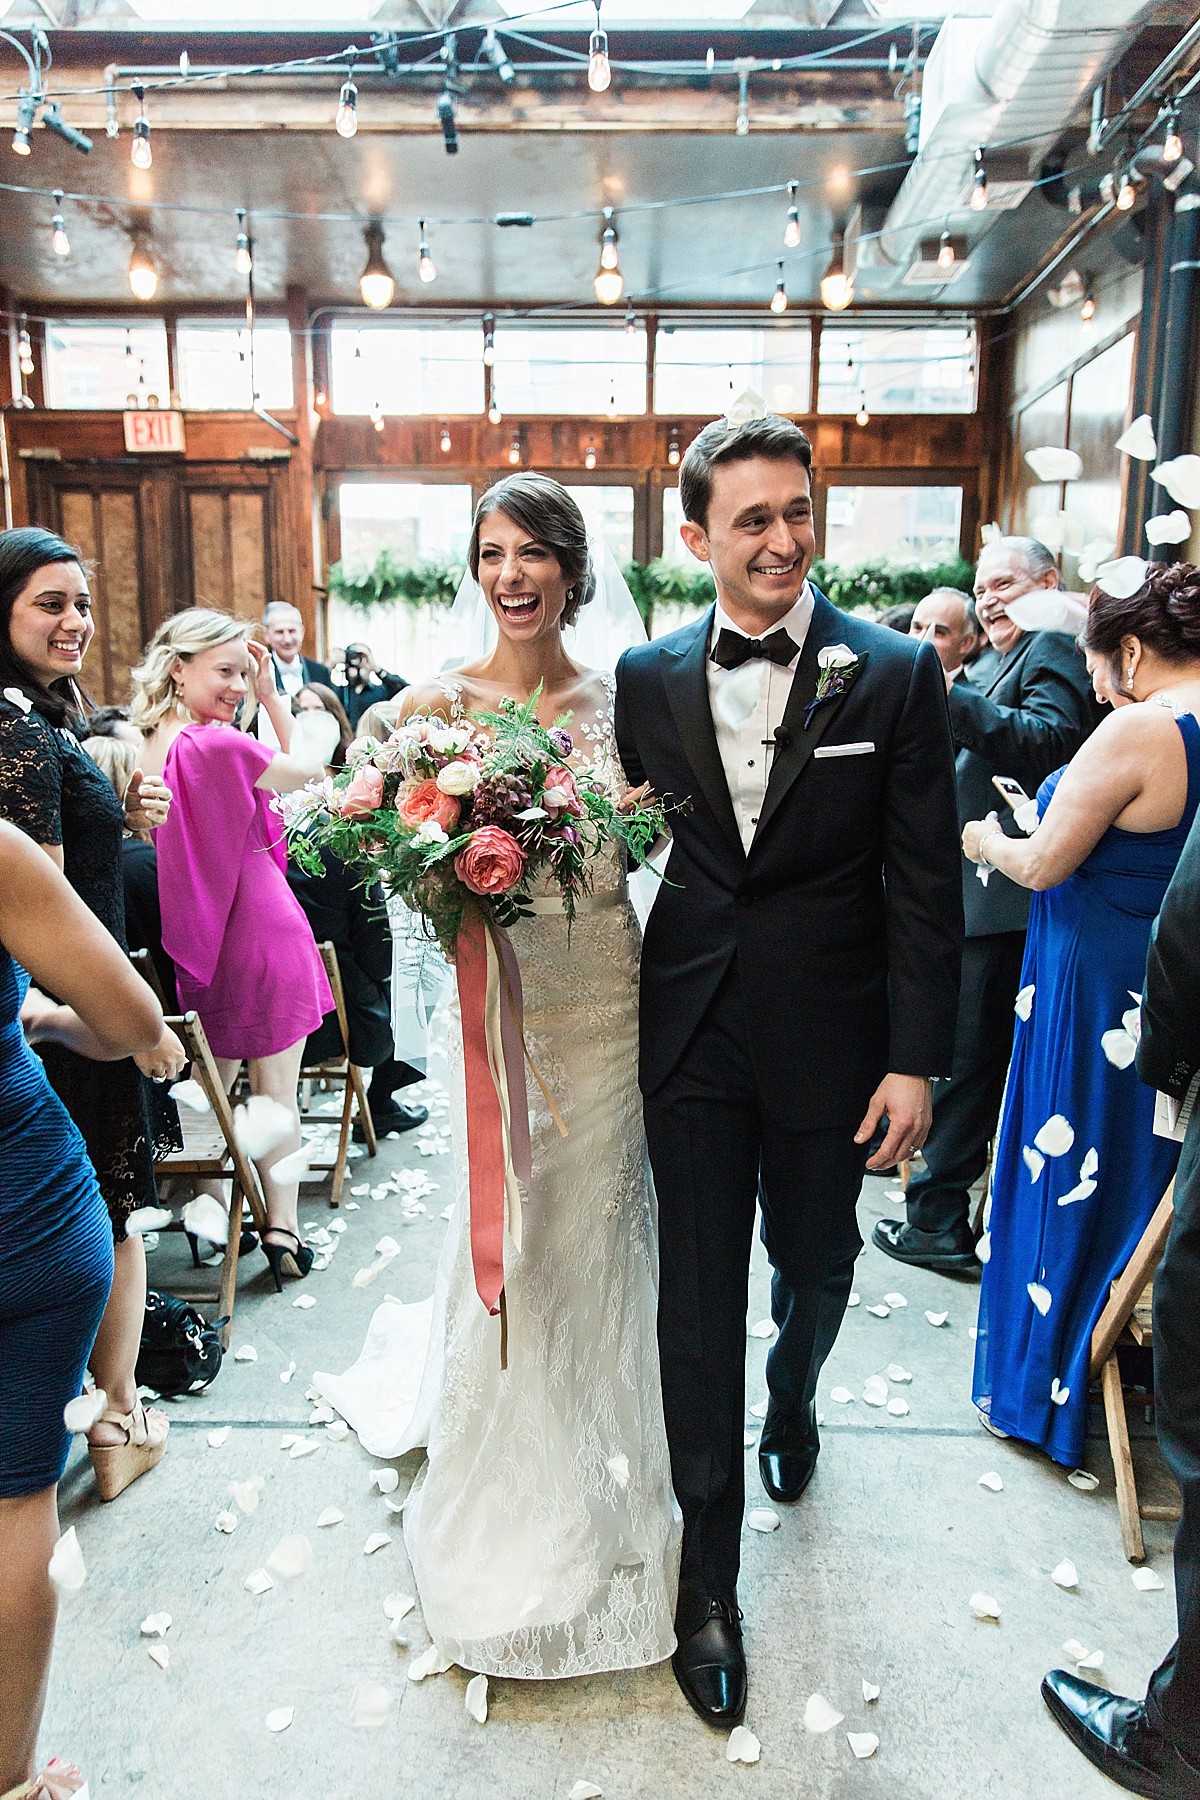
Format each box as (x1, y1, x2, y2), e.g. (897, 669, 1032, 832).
(962, 563, 1200, 1467)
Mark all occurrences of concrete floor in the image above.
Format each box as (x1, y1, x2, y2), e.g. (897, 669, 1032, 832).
(44, 1082, 1180, 1799)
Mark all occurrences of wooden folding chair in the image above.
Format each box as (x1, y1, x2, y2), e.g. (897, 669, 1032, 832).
(153, 1011, 269, 1348)
(297, 942, 377, 1206)
(1088, 1177, 1182, 1561)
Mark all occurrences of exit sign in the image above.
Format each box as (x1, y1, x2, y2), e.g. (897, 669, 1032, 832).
(123, 410, 186, 454)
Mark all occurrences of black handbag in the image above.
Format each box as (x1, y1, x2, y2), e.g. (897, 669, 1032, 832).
(136, 1290, 226, 1396)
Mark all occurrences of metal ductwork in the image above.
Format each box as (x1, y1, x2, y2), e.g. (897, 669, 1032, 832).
(856, 0, 1159, 286)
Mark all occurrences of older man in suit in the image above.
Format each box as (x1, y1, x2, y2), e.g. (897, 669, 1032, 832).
(874, 535, 1097, 1275)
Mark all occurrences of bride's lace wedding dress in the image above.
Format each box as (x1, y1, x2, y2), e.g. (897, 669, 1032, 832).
(316, 675, 681, 1679)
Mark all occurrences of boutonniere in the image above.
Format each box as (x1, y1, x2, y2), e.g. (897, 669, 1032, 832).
(804, 645, 862, 731)
(2, 687, 32, 715)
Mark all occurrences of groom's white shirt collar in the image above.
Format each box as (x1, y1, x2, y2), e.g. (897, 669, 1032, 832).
(709, 581, 815, 660)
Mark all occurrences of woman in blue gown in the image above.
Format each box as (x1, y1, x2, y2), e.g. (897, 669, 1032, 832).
(962, 563, 1200, 1468)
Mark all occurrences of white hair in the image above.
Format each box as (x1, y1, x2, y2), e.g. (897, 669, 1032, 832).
(263, 601, 302, 626)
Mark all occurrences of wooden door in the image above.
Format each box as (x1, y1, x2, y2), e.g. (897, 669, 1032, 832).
(181, 465, 281, 622)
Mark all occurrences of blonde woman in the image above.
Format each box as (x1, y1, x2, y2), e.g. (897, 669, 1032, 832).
(133, 609, 333, 1287)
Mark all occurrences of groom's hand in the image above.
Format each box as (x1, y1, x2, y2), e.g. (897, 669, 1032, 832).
(855, 1073, 932, 1170)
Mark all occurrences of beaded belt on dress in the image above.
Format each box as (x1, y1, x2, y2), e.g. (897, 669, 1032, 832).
(525, 890, 626, 916)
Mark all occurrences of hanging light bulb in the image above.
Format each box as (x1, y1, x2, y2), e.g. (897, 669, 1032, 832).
(1116, 170, 1137, 211)
(1080, 279, 1096, 324)
(937, 228, 956, 270)
(130, 87, 152, 171)
(105, 84, 119, 141)
(667, 433, 681, 468)
(482, 313, 496, 366)
(624, 300, 638, 335)
(370, 397, 385, 432)
(735, 68, 750, 137)
(588, 1, 611, 93)
(439, 424, 452, 453)
(508, 434, 521, 466)
(234, 209, 253, 277)
(12, 91, 36, 156)
(970, 147, 989, 212)
(418, 219, 437, 284)
(488, 395, 502, 425)
(359, 223, 395, 309)
(820, 227, 854, 311)
(584, 441, 597, 470)
(593, 207, 623, 305)
(855, 395, 869, 427)
(336, 72, 358, 139)
(128, 237, 158, 301)
(314, 384, 328, 409)
(1164, 105, 1183, 164)
(769, 260, 788, 314)
(51, 191, 70, 258)
(783, 181, 801, 249)
(17, 322, 34, 378)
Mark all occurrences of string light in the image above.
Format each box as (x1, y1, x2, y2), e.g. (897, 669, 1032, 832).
(234, 209, 252, 277)
(1164, 105, 1183, 164)
(482, 29, 515, 85)
(1080, 278, 1096, 324)
(855, 394, 869, 427)
(624, 300, 638, 335)
(735, 68, 750, 137)
(584, 441, 597, 469)
(359, 223, 395, 309)
(482, 313, 496, 366)
(17, 321, 34, 377)
(588, 1, 612, 94)
(769, 260, 787, 314)
(131, 87, 152, 171)
(820, 226, 854, 311)
(970, 146, 988, 211)
(336, 68, 358, 139)
(784, 181, 801, 249)
(488, 395, 502, 425)
(508, 433, 521, 465)
(105, 84, 119, 140)
(370, 398, 385, 433)
(593, 207, 623, 305)
(418, 219, 437, 284)
(937, 228, 956, 270)
(439, 424, 452, 453)
(1116, 170, 1137, 211)
(51, 191, 70, 258)
(667, 433, 681, 468)
(128, 237, 158, 301)
(12, 91, 35, 156)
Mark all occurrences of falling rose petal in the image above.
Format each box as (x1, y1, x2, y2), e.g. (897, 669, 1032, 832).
(1101, 1028, 1138, 1069)
(233, 1096, 294, 1162)
(803, 1693, 844, 1734)
(63, 1389, 107, 1434)
(1052, 1560, 1079, 1589)
(749, 1400, 768, 1418)
(1022, 1147, 1046, 1184)
(830, 1386, 855, 1404)
(1077, 539, 1117, 584)
(364, 1532, 392, 1556)
(726, 1725, 762, 1764)
(1027, 1282, 1053, 1316)
(969, 1592, 1001, 1621)
(978, 1471, 1004, 1492)
(1131, 1567, 1165, 1591)
(1116, 414, 1157, 460)
(747, 1507, 780, 1533)
(372, 1469, 400, 1494)
(464, 1673, 489, 1724)
(1146, 510, 1192, 547)
(1122, 1001, 1143, 1039)
(862, 1376, 889, 1407)
(925, 1309, 949, 1327)
(1028, 510, 1079, 553)
(1068, 1469, 1100, 1492)
(233, 1345, 257, 1363)
(265, 1535, 313, 1580)
(317, 1507, 345, 1528)
(607, 1454, 630, 1489)
(1025, 446, 1083, 483)
(847, 1291, 860, 1307)
(407, 1644, 454, 1682)
(715, 663, 764, 731)
(214, 1511, 238, 1534)
(350, 1679, 395, 1730)
(140, 1611, 171, 1637)
(1152, 454, 1200, 507)
(48, 1528, 86, 1593)
(244, 1568, 274, 1596)
(1034, 1115, 1075, 1157)
(182, 1193, 229, 1246)
(1059, 1177, 1098, 1207)
(882, 1292, 908, 1309)
(866, 1303, 890, 1318)
(976, 1234, 992, 1263)
(383, 1593, 415, 1623)
(886, 1396, 910, 1416)
(292, 1294, 316, 1311)
(886, 1364, 912, 1383)
(1078, 1649, 1106, 1672)
(126, 1206, 173, 1235)
(169, 1077, 210, 1113)
(1015, 985, 1035, 1021)
(1096, 556, 1150, 600)
(862, 1679, 880, 1703)
(207, 1427, 232, 1448)
(325, 1420, 350, 1442)
(1013, 800, 1041, 836)
(1080, 1148, 1099, 1181)
(847, 1732, 879, 1760)
(270, 1143, 316, 1187)
(1050, 1378, 1070, 1406)
(265, 1707, 294, 1733)
(568, 1785, 604, 1800)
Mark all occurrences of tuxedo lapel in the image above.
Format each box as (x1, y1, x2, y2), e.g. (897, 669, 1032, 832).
(752, 592, 867, 846)
(661, 608, 744, 858)
(981, 633, 1033, 698)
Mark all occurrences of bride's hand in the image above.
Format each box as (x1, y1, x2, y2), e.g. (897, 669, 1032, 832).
(619, 781, 654, 813)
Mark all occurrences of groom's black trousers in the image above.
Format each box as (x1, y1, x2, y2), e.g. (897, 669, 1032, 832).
(644, 962, 868, 1600)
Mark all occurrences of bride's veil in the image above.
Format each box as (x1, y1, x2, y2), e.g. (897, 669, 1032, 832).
(446, 528, 648, 673)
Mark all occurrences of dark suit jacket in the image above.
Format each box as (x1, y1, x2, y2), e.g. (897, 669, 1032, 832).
(286, 840, 393, 1068)
(947, 630, 1095, 938)
(614, 594, 964, 1130)
(336, 671, 408, 730)
(1138, 808, 1200, 1104)
(274, 654, 331, 692)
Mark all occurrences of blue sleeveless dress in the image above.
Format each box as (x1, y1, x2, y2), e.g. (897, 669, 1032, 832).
(0, 944, 113, 1496)
(973, 710, 1200, 1467)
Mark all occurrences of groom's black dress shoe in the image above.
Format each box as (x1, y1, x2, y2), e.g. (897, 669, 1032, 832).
(872, 1217, 980, 1276)
(672, 1592, 746, 1727)
(759, 1402, 820, 1502)
(1042, 1671, 1200, 1798)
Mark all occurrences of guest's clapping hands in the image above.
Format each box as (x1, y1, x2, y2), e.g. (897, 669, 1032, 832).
(124, 768, 171, 831)
(855, 1072, 933, 1171)
(134, 1022, 187, 1084)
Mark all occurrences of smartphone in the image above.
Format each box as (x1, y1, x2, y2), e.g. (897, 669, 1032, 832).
(992, 775, 1033, 812)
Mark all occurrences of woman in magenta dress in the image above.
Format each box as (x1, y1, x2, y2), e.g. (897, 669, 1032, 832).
(133, 608, 333, 1286)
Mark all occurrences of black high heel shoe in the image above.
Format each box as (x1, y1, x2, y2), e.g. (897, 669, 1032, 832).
(262, 1229, 314, 1293)
(186, 1227, 260, 1270)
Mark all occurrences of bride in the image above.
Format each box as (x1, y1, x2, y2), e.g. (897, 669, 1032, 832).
(317, 474, 681, 1679)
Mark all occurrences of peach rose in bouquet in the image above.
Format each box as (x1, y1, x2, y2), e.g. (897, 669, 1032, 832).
(455, 826, 526, 896)
(398, 777, 461, 833)
(338, 764, 385, 819)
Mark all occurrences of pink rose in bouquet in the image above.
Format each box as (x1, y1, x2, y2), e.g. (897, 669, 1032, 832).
(455, 826, 526, 896)
(338, 764, 385, 818)
(398, 777, 461, 833)
(541, 765, 584, 816)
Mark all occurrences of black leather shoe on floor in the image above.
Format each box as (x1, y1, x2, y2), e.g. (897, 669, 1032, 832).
(354, 1101, 428, 1143)
(759, 1401, 820, 1502)
(872, 1217, 980, 1275)
(1042, 1671, 1200, 1799)
(672, 1593, 747, 1726)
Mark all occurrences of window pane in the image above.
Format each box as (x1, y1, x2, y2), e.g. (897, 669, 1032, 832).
(823, 485, 963, 564)
(43, 320, 170, 409)
(661, 486, 690, 565)
(330, 325, 483, 415)
(331, 482, 474, 684)
(654, 325, 811, 415)
(563, 486, 634, 565)
(492, 328, 645, 416)
(818, 326, 975, 415)
(177, 320, 293, 410)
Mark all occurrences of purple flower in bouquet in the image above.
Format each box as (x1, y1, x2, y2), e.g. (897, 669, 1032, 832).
(548, 727, 573, 758)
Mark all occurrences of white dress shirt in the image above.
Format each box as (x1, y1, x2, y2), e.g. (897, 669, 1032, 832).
(258, 654, 306, 749)
(706, 584, 814, 853)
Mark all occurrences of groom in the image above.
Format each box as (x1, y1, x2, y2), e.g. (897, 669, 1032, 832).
(614, 411, 963, 1726)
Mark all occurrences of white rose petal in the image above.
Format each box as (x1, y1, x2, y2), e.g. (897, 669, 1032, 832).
(863, 1376, 889, 1407)
(1015, 985, 1035, 1021)
(1131, 1567, 1165, 1591)
(317, 1507, 345, 1528)
(569, 1785, 604, 1800)
(970, 1592, 1001, 1621)
(726, 1725, 761, 1764)
(830, 1386, 855, 1404)
(64, 1389, 108, 1434)
(292, 1294, 316, 1310)
(715, 662, 765, 730)
(886, 1397, 910, 1417)
(749, 1318, 776, 1339)
(1145, 510, 1192, 546)
(1059, 1177, 1098, 1206)
(1027, 1282, 1053, 1316)
(1034, 1115, 1075, 1157)
(804, 1693, 844, 1733)
(363, 1532, 392, 1556)
(1077, 538, 1117, 583)
(279, 1361, 296, 1385)
(233, 1345, 258, 1363)
(147, 1643, 170, 1670)
(749, 1399, 768, 1418)
(1077, 1650, 1106, 1672)
(1030, 510, 1085, 554)
(407, 1644, 454, 1682)
(266, 1535, 313, 1580)
(1013, 800, 1041, 836)
(862, 1679, 881, 1703)
(866, 1303, 890, 1318)
(140, 1611, 172, 1637)
(1152, 453, 1200, 507)
(1095, 555, 1150, 600)
(181, 1193, 229, 1246)
(372, 1469, 399, 1494)
(244, 1568, 274, 1596)
(48, 1527, 87, 1592)
(847, 1291, 860, 1307)
(126, 1206, 173, 1234)
(886, 1364, 912, 1383)
(1068, 1469, 1100, 1492)
(607, 1453, 630, 1488)
(882, 1292, 908, 1309)
(1101, 1027, 1138, 1069)
(978, 1471, 1004, 1492)
(350, 1679, 395, 1730)
(976, 1232, 991, 1263)
(214, 1511, 238, 1534)
(464, 1673, 489, 1724)
(925, 1310, 949, 1327)
(847, 1732, 879, 1760)
(383, 1593, 415, 1623)
(1025, 446, 1083, 483)
(747, 1507, 780, 1533)
(289, 1440, 319, 1460)
(1052, 1560, 1079, 1589)
(233, 1096, 294, 1162)
(1115, 414, 1157, 461)
(1051, 1378, 1070, 1406)
(3, 686, 32, 713)
(207, 1426, 232, 1448)
(265, 1707, 294, 1733)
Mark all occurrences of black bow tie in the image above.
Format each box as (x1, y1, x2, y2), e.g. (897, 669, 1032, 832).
(711, 626, 799, 671)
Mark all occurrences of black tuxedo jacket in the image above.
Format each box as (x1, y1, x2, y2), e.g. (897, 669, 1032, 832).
(274, 653, 331, 691)
(1138, 808, 1200, 1104)
(614, 593, 964, 1130)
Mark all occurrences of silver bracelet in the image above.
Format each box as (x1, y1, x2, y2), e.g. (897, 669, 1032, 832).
(978, 827, 1004, 869)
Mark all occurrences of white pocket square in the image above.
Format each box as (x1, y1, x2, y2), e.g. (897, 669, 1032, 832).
(813, 741, 875, 759)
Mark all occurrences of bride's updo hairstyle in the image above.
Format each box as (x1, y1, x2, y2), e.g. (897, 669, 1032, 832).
(468, 473, 596, 628)
(131, 607, 255, 731)
(1082, 561, 1200, 700)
